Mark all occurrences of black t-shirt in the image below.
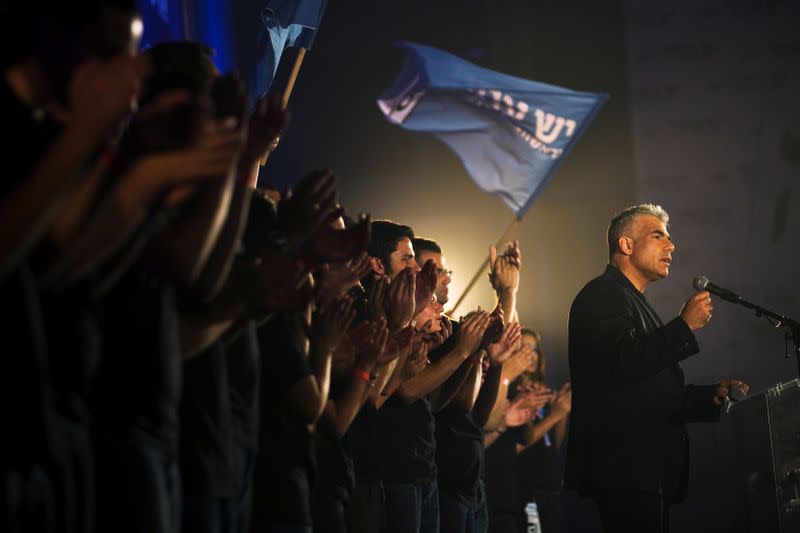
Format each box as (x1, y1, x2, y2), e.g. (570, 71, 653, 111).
(41, 280, 101, 424)
(315, 376, 356, 500)
(92, 270, 181, 453)
(364, 318, 461, 485)
(253, 312, 315, 525)
(484, 430, 521, 517)
(346, 400, 382, 483)
(513, 411, 562, 494)
(226, 320, 260, 450)
(179, 340, 234, 498)
(435, 407, 484, 502)
(0, 79, 63, 466)
(373, 393, 437, 483)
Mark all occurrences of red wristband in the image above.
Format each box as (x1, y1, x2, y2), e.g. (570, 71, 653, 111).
(352, 367, 371, 383)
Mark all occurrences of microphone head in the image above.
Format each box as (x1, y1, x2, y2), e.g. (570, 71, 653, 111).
(693, 275, 710, 291)
(729, 384, 747, 402)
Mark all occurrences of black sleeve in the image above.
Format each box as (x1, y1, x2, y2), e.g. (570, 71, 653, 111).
(570, 285, 699, 387)
(683, 384, 722, 423)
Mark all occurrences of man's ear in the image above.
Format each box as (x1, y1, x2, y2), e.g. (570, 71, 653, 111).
(618, 235, 633, 256)
(369, 257, 385, 276)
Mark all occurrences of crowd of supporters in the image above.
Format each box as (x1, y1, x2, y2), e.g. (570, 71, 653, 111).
(0, 2, 572, 532)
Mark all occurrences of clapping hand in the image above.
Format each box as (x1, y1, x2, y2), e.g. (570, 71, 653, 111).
(502, 343, 535, 382)
(550, 382, 572, 415)
(383, 267, 416, 331)
(486, 322, 522, 365)
(311, 295, 357, 357)
(454, 310, 491, 357)
(480, 305, 505, 348)
(302, 213, 372, 264)
(488, 241, 521, 293)
(414, 259, 438, 317)
(353, 318, 389, 370)
(315, 252, 372, 306)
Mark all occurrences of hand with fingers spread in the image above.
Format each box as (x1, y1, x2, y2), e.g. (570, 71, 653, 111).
(503, 344, 535, 382)
(454, 310, 492, 357)
(383, 267, 416, 331)
(303, 212, 372, 263)
(277, 169, 339, 250)
(488, 240, 521, 292)
(519, 387, 557, 412)
(503, 396, 536, 428)
(311, 295, 357, 357)
(315, 252, 372, 306)
(487, 321, 522, 365)
(680, 291, 714, 331)
(414, 259, 438, 317)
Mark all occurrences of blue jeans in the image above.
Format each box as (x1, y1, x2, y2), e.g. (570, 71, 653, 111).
(94, 428, 181, 533)
(381, 480, 440, 533)
(439, 481, 488, 533)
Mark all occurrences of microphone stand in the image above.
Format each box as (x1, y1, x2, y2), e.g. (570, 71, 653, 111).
(733, 297, 800, 378)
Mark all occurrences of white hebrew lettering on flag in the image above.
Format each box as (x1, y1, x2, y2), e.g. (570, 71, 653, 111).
(378, 75, 425, 125)
(534, 109, 575, 144)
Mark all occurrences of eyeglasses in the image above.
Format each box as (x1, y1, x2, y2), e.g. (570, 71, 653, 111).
(435, 268, 453, 278)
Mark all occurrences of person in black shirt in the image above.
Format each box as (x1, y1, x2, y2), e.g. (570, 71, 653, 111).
(0, 3, 147, 531)
(92, 41, 247, 533)
(353, 223, 489, 533)
(510, 329, 571, 533)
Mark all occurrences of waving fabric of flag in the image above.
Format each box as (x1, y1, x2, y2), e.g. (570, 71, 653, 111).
(255, 0, 328, 96)
(378, 42, 607, 217)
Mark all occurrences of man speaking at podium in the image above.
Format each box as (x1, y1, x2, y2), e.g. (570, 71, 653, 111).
(565, 204, 748, 532)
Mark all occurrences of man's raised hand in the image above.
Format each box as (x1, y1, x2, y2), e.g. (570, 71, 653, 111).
(680, 291, 713, 331)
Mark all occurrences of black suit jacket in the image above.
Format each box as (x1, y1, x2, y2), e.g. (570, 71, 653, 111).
(564, 265, 720, 503)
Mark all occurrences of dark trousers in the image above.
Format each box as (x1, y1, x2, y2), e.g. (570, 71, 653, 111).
(2, 464, 55, 533)
(346, 479, 384, 533)
(311, 480, 348, 533)
(439, 480, 488, 533)
(227, 445, 255, 533)
(52, 416, 94, 533)
(94, 428, 181, 533)
(381, 480, 440, 533)
(594, 490, 670, 533)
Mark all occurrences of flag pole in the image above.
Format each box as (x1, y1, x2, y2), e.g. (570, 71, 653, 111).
(448, 215, 520, 316)
(260, 47, 308, 166)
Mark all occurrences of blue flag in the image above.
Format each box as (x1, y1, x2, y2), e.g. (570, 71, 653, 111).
(378, 42, 607, 217)
(255, 0, 328, 97)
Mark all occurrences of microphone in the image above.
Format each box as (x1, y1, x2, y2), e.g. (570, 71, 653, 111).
(728, 383, 748, 402)
(693, 275, 742, 304)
